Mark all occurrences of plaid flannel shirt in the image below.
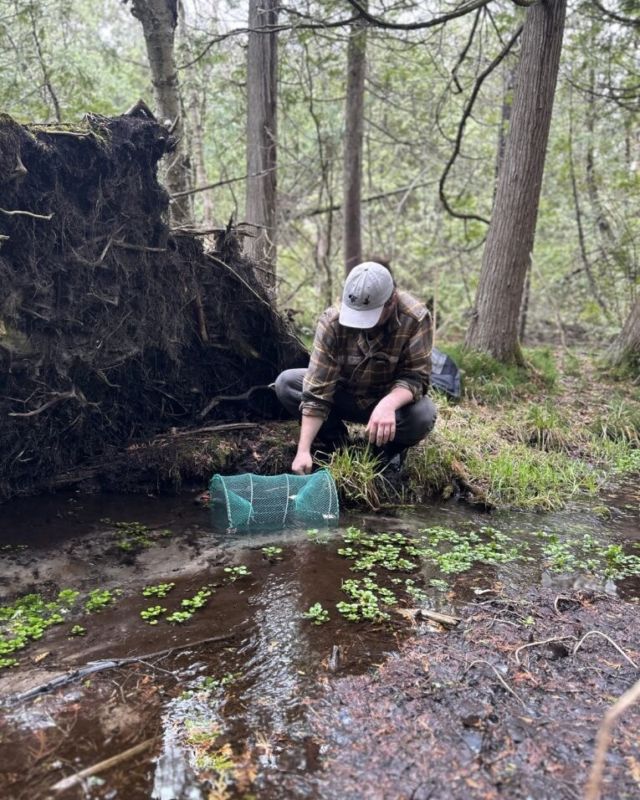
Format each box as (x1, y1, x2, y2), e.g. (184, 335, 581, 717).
(301, 290, 432, 420)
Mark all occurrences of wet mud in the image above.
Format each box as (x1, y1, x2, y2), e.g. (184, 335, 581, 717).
(0, 487, 638, 799)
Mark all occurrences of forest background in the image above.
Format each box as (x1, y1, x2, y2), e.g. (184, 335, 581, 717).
(0, 0, 638, 366)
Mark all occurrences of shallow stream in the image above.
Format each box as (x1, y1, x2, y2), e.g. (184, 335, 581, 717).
(0, 482, 638, 799)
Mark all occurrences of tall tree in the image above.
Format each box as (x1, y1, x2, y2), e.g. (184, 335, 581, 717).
(128, 0, 192, 224)
(245, 0, 278, 285)
(608, 297, 640, 375)
(343, 11, 367, 274)
(465, 0, 567, 363)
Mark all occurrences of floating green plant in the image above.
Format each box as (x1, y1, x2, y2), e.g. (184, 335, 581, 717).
(302, 602, 329, 625)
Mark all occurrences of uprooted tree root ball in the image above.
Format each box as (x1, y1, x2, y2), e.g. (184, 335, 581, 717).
(0, 112, 305, 500)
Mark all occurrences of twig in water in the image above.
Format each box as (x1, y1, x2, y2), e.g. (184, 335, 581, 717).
(514, 635, 577, 666)
(51, 737, 156, 793)
(573, 630, 638, 670)
(463, 659, 525, 706)
(584, 677, 640, 800)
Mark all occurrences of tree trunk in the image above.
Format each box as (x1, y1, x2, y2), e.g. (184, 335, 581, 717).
(465, 0, 567, 363)
(343, 12, 367, 274)
(608, 297, 640, 374)
(129, 0, 192, 225)
(245, 0, 278, 286)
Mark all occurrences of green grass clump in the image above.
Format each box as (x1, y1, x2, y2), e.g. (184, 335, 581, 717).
(520, 403, 572, 452)
(442, 345, 557, 403)
(327, 445, 383, 508)
(591, 398, 640, 447)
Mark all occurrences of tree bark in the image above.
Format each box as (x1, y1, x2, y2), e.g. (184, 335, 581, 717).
(608, 296, 640, 374)
(129, 0, 192, 224)
(343, 11, 367, 274)
(465, 0, 567, 363)
(245, 0, 278, 286)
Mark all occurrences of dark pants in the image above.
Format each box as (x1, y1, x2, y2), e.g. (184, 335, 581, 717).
(274, 368, 437, 455)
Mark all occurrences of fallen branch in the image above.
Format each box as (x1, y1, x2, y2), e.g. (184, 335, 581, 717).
(51, 738, 157, 793)
(2, 632, 237, 706)
(573, 630, 639, 669)
(584, 677, 640, 800)
(418, 609, 462, 629)
(0, 207, 53, 220)
(514, 635, 577, 666)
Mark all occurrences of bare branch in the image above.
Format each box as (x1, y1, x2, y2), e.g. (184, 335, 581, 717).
(344, 0, 493, 31)
(590, 0, 640, 27)
(438, 24, 523, 225)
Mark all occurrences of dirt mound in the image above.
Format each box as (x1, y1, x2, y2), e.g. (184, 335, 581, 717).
(0, 112, 305, 499)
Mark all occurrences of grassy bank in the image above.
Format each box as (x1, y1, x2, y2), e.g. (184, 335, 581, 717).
(329, 347, 640, 511)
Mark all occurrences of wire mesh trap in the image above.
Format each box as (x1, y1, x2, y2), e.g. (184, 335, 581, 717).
(209, 469, 339, 531)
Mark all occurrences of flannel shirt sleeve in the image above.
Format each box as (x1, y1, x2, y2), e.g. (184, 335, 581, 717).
(300, 312, 340, 420)
(392, 311, 432, 400)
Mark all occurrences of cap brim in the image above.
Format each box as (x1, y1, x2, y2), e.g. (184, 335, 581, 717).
(339, 303, 384, 329)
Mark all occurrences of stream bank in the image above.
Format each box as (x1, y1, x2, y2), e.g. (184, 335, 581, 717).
(0, 484, 638, 799)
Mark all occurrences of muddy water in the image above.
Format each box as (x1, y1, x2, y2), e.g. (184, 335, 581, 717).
(0, 484, 638, 799)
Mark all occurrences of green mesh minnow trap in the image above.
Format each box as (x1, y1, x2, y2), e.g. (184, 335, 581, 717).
(209, 469, 339, 530)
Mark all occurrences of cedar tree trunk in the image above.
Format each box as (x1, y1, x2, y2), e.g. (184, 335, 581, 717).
(245, 0, 278, 286)
(343, 13, 367, 274)
(465, 0, 567, 363)
(129, 0, 192, 224)
(608, 297, 640, 374)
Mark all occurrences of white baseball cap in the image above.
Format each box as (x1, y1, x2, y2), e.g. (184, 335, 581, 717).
(339, 261, 395, 329)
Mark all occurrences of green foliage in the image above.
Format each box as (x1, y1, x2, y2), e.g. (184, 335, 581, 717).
(0, 589, 80, 667)
(302, 602, 330, 625)
(442, 346, 558, 404)
(85, 588, 120, 613)
(69, 624, 87, 636)
(142, 582, 176, 598)
(140, 605, 166, 624)
(114, 521, 172, 553)
(261, 546, 283, 560)
(223, 565, 250, 582)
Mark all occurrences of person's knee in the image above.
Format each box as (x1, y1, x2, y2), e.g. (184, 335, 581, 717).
(274, 368, 305, 414)
(398, 397, 437, 444)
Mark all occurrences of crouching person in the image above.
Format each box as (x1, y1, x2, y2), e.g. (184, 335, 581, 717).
(275, 261, 437, 476)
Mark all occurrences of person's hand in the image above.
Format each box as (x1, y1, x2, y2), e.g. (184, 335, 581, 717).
(366, 399, 397, 446)
(292, 450, 313, 475)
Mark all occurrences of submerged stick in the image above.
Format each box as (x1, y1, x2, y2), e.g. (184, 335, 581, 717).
(51, 737, 156, 793)
(2, 633, 236, 706)
(584, 677, 640, 800)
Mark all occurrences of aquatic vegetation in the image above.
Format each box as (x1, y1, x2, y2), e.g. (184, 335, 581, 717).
(337, 577, 397, 622)
(85, 588, 121, 613)
(166, 610, 193, 624)
(0, 589, 80, 667)
(223, 565, 251, 582)
(142, 582, 175, 598)
(181, 587, 213, 611)
(113, 521, 172, 552)
(140, 605, 166, 624)
(261, 545, 283, 560)
(303, 602, 330, 625)
(69, 624, 86, 636)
